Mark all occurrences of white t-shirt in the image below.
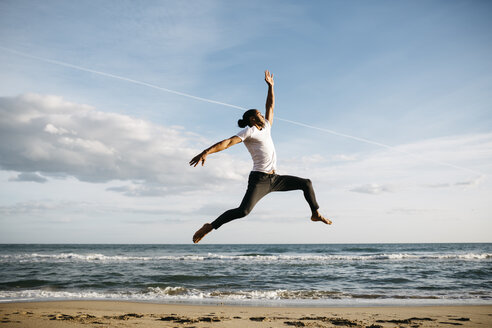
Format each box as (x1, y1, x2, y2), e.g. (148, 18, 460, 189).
(236, 120, 277, 173)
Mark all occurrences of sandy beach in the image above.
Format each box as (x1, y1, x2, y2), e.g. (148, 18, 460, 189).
(0, 301, 490, 328)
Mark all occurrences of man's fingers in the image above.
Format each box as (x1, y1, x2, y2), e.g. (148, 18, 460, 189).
(190, 153, 206, 167)
(193, 157, 205, 167)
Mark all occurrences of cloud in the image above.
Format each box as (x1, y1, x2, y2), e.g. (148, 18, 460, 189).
(0, 200, 69, 216)
(105, 182, 190, 198)
(425, 175, 485, 189)
(454, 175, 485, 188)
(279, 132, 491, 195)
(0, 196, 233, 225)
(0, 94, 249, 195)
(9, 172, 47, 183)
(331, 154, 358, 162)
(386, 208, 442, 215)
(350, 183, 394, 195)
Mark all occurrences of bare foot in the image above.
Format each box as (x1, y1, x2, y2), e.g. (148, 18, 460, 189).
(193, 223, 213, 243)
(311, 211, 332, 225)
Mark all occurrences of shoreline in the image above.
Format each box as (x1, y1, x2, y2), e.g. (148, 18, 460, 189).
(1, 298, 491, 308)
(1, 301, 491, 327)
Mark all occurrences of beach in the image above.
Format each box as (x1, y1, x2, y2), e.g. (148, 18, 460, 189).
(1, 301, 491, 327)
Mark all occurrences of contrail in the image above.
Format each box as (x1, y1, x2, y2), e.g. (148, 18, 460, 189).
(0, 46, 245, 111)
(0, 46, 483, 176)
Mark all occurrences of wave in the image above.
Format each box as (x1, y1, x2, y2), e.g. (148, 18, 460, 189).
(1, 286, 489, 304)
(0, 252, 490, 263)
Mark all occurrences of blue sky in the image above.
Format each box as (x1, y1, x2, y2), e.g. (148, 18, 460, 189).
(0, 0, 491, 243)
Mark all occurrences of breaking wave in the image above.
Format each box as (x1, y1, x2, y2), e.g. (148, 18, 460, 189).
(1, 286, 489, 305)
(1, 252, 490, 263)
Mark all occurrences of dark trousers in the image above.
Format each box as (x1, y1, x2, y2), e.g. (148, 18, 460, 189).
(211, 171, 320, 229)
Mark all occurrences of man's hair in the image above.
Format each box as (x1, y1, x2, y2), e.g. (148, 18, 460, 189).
(238, 109, 257, 128)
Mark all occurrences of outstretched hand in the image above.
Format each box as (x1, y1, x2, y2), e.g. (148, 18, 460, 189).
(189, 152, 207, 167)
(265, 70, 274, 86)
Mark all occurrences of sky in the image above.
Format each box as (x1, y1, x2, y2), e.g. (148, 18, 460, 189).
(0, 0, 491, 244)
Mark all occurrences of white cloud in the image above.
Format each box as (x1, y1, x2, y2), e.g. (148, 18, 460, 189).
(0, 200, 67, 216)
(331, 154, 358, 162)
(0, 94, 249, 195)
(350, 183, 394, 195)
(454, 175, 486, 188)
(425, 175, 486, 189)
(280, 132, 491, 194)
(386, 208, 442, 215)
(44, 123, 71, 135)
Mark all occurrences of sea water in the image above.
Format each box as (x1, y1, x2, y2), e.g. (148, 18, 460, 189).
(0, 243, 490, 306)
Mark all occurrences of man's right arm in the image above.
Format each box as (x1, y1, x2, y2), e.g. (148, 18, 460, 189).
(189, 136, 242, 167)
(264, 70, 275, 125)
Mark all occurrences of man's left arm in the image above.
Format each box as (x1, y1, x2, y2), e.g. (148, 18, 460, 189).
(264, 70, 275, 125)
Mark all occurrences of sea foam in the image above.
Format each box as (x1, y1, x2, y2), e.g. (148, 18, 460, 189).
(0, 252, 490, 263)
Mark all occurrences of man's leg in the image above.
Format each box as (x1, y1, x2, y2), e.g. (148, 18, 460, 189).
(271, 175, 332, 225)
(193, 172, 271, 243)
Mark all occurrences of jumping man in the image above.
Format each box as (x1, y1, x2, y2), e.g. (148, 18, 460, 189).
(189, 70, 332, 243)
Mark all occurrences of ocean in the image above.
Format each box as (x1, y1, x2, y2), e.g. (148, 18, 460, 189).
(0, 243, 490, 306)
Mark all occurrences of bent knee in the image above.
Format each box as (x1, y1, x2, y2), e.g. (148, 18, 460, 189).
(304, 178, 313, 189)
(237, 207, 252, 218)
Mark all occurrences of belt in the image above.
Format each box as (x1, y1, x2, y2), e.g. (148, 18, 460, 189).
(252, 170, 276, 175)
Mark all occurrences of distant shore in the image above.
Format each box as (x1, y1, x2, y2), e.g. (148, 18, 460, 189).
(1, 301, 491, 328)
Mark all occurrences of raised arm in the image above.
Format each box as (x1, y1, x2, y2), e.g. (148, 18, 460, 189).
(264, 70, 275, 125)
(189, 136, 242, 167)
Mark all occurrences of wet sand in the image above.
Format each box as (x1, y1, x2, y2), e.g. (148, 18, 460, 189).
(0, 301, 490, 327)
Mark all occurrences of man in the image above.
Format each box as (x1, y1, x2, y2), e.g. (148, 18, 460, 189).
(190, 70, 331, 243)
